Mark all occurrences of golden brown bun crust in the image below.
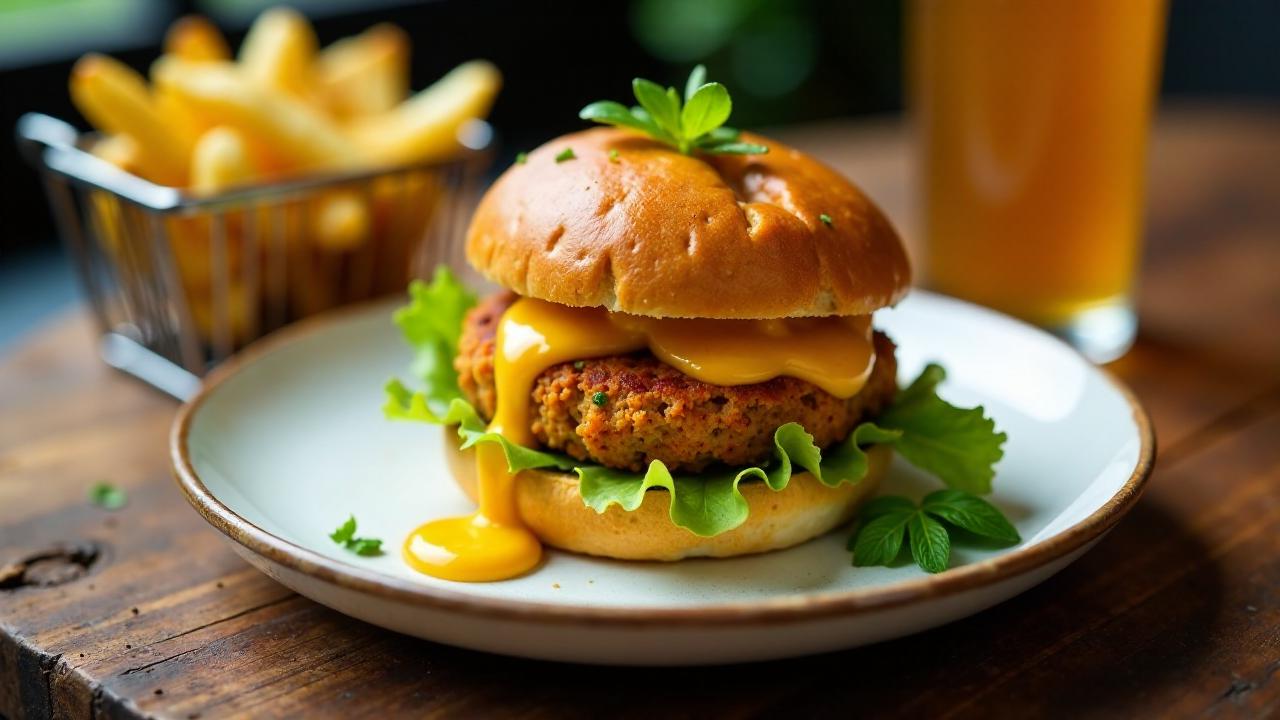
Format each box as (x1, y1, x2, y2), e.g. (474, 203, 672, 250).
(465, 127, 911, 319)
(445, 438, 890, 561)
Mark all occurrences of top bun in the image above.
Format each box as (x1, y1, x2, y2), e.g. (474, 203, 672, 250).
(465, 127, 910, 319)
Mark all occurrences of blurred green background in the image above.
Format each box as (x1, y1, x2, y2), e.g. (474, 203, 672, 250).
(1, 0, 1277, 345)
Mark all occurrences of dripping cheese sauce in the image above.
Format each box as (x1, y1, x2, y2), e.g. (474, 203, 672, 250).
(403, 297, 877, 582)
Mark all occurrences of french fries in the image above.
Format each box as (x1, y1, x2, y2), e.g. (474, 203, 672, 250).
(154, 85, 216, 153)
(165, 16, 231, 62)
(191, 126, 256, 194)
(73, 12, 498, 185)
(67, 8, 500, 351)
(314, 191, 371, 251)
(348, 60, 501, 165)
(317, 23, 409, 119)
(89, 134, 141, 174)
(70, 54, 192, 185)
(153, 57, 358, 171)
(238, 7, 318, 101)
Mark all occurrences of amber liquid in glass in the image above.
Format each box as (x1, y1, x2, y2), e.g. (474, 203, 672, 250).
(911, 0, 1166, 340)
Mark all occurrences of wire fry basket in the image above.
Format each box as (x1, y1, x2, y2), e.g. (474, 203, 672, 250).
(17, 113, 492, 400)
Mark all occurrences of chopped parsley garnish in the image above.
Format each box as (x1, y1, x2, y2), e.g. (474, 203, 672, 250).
(608, 149, 620, 163)
(514, 152, 528, 165)
(573, 360, 586, 370)
(580, 65, 767, 156)
(591, 391, 608, 407)
(329, 515, 384, 556)
(555, 147, 576, 163)
(89, 482, 127, 510)
(819, 213, 833, 227)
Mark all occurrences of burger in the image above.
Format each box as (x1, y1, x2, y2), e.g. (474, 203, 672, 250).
(385, 69, 1005, 582)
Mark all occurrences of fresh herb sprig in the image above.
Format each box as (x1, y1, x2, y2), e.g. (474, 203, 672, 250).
(89, 481, 127, 510)
(845, 364, 1014, 573)
(580, 65, 767, 156)
(849, 491, 1020, 574)
(329, 515, 384, 556)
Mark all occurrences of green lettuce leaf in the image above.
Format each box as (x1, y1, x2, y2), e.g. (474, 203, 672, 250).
(570, 363, 1008, 536)
(576, 421, 898, 537)
(578, 463, 749, 537)
(392, 268, 476, 416)
(383, 269, 1009, 540)
(384, 269, 570, 475)
(876, 363, 1006, 494)
(387, 379, 895, 537)
(385, 381, 573, 474)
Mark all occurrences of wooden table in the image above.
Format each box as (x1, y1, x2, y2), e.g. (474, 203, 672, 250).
(3, 106, 1277, 719)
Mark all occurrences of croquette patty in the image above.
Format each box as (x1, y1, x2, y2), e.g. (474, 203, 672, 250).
(455, 291, 898, 473)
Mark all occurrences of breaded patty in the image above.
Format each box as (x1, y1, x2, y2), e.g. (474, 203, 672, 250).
(455, 291, 898, 472)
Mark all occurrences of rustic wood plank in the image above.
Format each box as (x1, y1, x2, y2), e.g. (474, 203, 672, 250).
(2, 107, 1278, 719)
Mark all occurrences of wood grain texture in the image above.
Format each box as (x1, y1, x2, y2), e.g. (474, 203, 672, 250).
(2, 106, 1278, 719)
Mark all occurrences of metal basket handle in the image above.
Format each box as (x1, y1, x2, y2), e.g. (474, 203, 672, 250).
(17, 112, 184, 210)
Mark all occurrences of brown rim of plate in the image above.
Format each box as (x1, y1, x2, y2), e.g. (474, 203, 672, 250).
(170, 293, 1156, 628)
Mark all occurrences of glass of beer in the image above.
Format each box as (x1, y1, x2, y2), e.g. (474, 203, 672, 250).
(909, 0, 1167, 362)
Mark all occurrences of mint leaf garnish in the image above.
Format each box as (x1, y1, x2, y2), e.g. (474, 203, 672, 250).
(849, 490, 1020, 574)
(684, 64, 706, 103)
(908, 512, 951, 574)
(921, 489, 1021, 543)
(850, 511, 910, 566)
(580, 65, 766, 156)
(680, 81, 731, 141)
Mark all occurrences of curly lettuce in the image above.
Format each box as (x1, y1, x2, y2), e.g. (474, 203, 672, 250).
(385, 380, 573, 473)
(876, 364, 1006, 494)
(388, 377, 899, 537)
(385, 267, 1007, 538)
(575, 422, 901, 536)
(393, 269, 475, 417)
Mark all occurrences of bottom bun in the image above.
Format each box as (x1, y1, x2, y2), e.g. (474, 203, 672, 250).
(444, 437, 890, 562)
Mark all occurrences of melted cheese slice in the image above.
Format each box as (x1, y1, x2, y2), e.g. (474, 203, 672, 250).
(403, 298, 876, 582)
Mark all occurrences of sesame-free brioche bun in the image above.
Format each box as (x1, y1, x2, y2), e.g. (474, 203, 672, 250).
(465, 127, 911, 319)
(444, 437, 890, 561)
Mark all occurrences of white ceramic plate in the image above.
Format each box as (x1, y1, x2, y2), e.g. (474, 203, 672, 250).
(172, 291, 1153, 666)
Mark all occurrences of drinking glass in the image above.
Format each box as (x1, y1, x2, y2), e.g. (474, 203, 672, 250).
(909, 0, 1167, 361)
